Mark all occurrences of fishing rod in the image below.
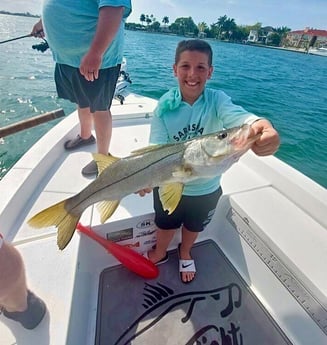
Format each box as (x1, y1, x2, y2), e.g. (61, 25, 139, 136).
(0, 109, 65, 138)
(0, 30, 48, 52)
(0, 33, 32, 44)
(0, 32, 49, 52)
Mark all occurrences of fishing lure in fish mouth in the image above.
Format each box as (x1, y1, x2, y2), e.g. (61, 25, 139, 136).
(28, 124, 256, 250)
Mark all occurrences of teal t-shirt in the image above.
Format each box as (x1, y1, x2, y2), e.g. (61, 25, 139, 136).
(150, 87, 260, 196)
(42, 0, 131, 68)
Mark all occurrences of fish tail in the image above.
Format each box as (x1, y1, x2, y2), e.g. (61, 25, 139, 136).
(28, 199, 81, 250)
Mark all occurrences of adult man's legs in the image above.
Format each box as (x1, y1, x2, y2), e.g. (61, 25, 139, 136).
(64, 106, 96, 151)
(81, 108, 112, 176)
(78, 106, 94, 140)
(93, 109, 112, 155)
(64, 106, 113, 176)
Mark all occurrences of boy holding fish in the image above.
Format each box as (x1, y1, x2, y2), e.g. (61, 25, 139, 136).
(143, 39, 280, 283)
(28, 40, 279, 282)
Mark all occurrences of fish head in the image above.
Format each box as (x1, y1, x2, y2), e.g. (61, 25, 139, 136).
(200, 124, 252, 158)
(183, 124, 254, 176)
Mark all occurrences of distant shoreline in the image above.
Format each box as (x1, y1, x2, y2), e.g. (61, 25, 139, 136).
(1, 11, 323, 57)
(238, 41, 309, 54)
(0, 11, 40, 18)
(126, 29, 322, 57)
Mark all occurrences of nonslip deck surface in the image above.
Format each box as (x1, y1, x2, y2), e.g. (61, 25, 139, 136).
(96, 240, 292, 345)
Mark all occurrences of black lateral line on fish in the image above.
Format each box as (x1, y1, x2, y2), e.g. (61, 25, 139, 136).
(70, 127, 253, 213)
(103, 149, 182, 188)
(71, 148, 183, 212)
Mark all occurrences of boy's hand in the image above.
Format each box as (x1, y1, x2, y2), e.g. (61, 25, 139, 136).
(250, 119, 280, 156)
(136, 188, 153, 197)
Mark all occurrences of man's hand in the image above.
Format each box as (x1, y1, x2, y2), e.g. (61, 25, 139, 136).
(79, 52, 102, 82)
(79, 6, 124, 81)
(31, 19, 45, 38)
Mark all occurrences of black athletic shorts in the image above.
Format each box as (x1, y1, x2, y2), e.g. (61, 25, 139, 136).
(54, 63, 121, 113)
(153, 187, 222, 232)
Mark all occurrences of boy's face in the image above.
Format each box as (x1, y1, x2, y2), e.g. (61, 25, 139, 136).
(173, 50, 213, 105)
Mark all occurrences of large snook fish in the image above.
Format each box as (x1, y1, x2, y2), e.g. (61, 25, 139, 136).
(28, 124, 258, 249)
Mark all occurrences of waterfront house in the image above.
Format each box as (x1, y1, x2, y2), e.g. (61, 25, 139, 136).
(284, 28, 327, 49)
(247, 30, 258, 42)
(247, 26, 274, 44)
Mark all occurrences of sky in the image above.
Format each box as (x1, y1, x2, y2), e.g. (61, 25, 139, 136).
(1, 0, 326, 31)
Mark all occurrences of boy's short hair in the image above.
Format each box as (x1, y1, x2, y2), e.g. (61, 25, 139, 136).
(175, 39, 213, 66)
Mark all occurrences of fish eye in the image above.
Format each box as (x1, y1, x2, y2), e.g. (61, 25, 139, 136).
(217, 132, 228, 140)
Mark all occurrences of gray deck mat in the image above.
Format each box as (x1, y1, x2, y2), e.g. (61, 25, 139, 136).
(96, 240, 292, 345)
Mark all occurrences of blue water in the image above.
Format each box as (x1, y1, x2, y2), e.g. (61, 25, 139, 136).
(0, 14, 326, 187)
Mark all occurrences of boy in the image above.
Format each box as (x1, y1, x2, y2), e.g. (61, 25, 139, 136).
(143, 39, 279, 283)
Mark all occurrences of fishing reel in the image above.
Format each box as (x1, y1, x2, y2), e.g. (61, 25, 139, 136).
(114, 70, 132, 105)
(32, 39, 49, 53)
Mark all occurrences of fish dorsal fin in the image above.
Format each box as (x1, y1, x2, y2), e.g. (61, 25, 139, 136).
(92, 153, 119, 175)
(97, 200, 120, 224)
(159, 183, 184, 215)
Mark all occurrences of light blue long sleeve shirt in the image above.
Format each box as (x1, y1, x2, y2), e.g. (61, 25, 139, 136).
(150, 87, 260, 195)
(42, 0, 131, 68)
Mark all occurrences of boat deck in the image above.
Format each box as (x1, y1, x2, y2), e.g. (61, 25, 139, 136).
(96, 240, 291, 345)
(0, 94, 326, 344)
(0, 95, 158, 344)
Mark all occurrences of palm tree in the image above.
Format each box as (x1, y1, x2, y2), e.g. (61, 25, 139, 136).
(197, 22, 208, 38)
(162, 16, 169, 27)
(271, 26, 291, 46)
(140, 14, 145, 26)
(198, 22, 208, 33)
(216, 15, 227, 39)
(145, 15, 152, 27)
(223, 18, 236, 40)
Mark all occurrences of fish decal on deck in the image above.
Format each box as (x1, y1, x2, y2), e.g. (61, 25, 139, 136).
(110, 282, 243, 345)
(28, 124, 258, 250)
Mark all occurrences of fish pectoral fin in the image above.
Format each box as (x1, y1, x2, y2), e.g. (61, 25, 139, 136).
(97, 200, 120, 223)
(28, 199, 80, 250)
(159, 183, 184, 215)
(92, 153, 119, 175)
